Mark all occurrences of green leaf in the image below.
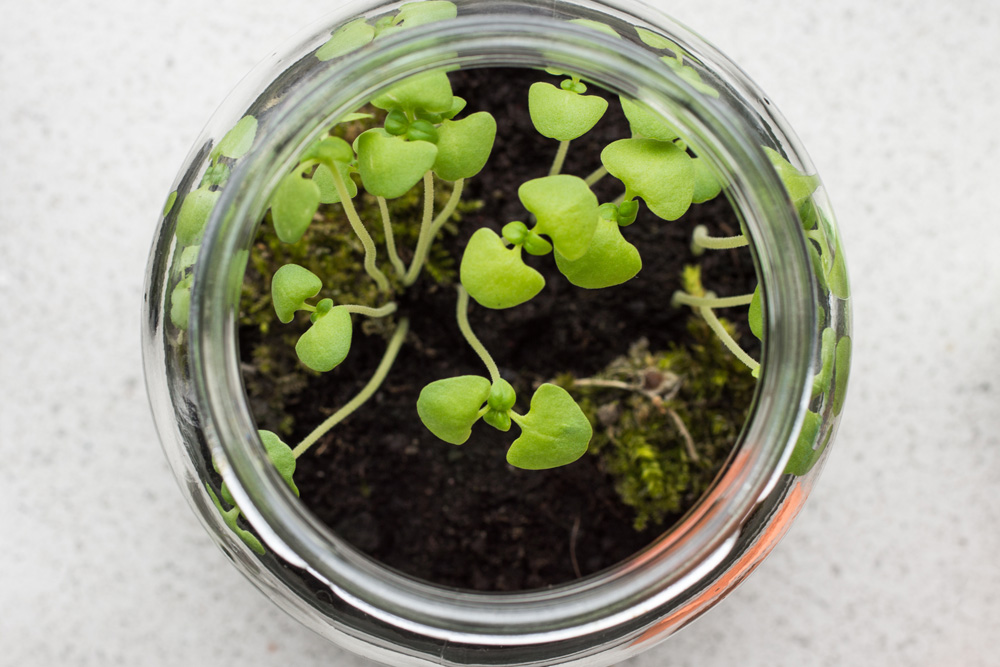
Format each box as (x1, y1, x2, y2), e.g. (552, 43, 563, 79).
(601, 138, 695, 221)
(416, 375, 491, 445)
(304, 136, 354, 165)
(763, 147, 820, 206)
(691, 157, 722, 203)
(432, 111, 497, 181)
(662, 57, 719, 98)
(169, 276, 192, 329)
(163, 191, 177, 216)
(295, 306, 353, 372)
(783, 410, 823, 476)
(507, 384, 592, 470)
(316, 18, 376, 61)
(271, 171, 321, 243)
(554, 216, 641, 289)
(271, 264, 322, 323)
(833, 335, 851, 416)
(748, 284, 763, 340)
(826, 232, 850, 299)
(212, 115, 257, 160)
(206, 486, 265, 554)
(460, 228, 545, 309)
(619, 97, 679, 142)
(567, 18, 620, 38)
(811, 326, 837, 399)
(393, 0, 457, 27)
(371, 70, 454, 114)
(635, 27, 686, 56)
(356, 129, 438, 199)
(518, 175, 599, 260)
(312, 163, 357, 204)
(258, 430, 299, 495)
(175, 186, 220, 245)
(528, 82, 608, 141)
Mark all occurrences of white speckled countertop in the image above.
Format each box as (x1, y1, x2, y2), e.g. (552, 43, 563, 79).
(2, 1, 998, 664)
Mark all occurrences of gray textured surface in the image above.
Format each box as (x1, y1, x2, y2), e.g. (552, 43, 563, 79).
(2, 0, 998, 665)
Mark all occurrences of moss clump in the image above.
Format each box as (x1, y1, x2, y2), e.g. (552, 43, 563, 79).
(558, 317, 757, 531)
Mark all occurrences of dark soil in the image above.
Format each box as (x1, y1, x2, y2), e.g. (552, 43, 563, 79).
(240, 68, 757, 591)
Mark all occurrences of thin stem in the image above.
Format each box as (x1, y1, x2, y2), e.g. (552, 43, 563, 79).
(292, 317, 410, 458)
(341, 302, 397, 318)
(403, 177, 464, 286)
(698, 305, 760, 374)
(377, 197, 407, 278)
(584, 165, 608, 187)
(329, 165, 391, 292)
(612, 191, 628, 207)
(456, 286, 500, 384)
(671, 291, 754, 309)
(665, 408, 699, 463)
(692, 224, 748, 251)
(549, 140, 571, 177)
(402, 171, 436, 286)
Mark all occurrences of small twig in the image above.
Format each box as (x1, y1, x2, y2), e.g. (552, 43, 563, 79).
(665, 408, 699, 463)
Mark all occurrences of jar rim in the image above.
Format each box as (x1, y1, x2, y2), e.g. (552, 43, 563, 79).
(189, 1, 816, 646)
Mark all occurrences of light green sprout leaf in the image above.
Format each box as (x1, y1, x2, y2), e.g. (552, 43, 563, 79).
(371, 71, 454, 114)
(554, 215, 641, 289)
(662, 57, 719, 98)
(271, 171, 321, 243)
(356, 129, 438, 199)
(393, 0, 458, 27)
(416, 375, 492, 444)
(527, 82, 609, 141)
(748, 284, 763, 340)
(295, 306, 353, 372)
(316, 18, 376, 61)
(304, 136, 355, 165)
(783, 410, 823, 476)
(763, 147, 820, 206)
(212, 115, 258, 160)
(163, 191, 177, 216)
(833, 335, 851, 416)
(460, 228, 545, 309)
(258, 430, 299, 495)
(206, 486, 265, 554)
(271, 264, 323, 323)
(169, 275, 192, 329)
(619, 97, 679, 142)
(567, 18, 620, 38)
(507, 384, 592, 470)
(313, 163, 357, 204)
(827, 233, 850, 299)
(483, 379, 516, 432)
(175, 186, 220, 245)
(601, 138, 695, 221)
(812, 326, 836, 399)
(432, 111, 497, 181)
(691, 157, 722, 203)
(635, 27, 686, 56)
(518, 175, 599, 260)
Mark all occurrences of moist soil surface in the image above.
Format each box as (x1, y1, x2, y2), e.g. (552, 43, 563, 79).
(240, 67, 757, 591)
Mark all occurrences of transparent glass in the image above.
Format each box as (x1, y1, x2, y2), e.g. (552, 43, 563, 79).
(142, 0, 851, 664)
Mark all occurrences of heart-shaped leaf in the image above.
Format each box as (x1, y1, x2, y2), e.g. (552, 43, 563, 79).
(619, 97, 679, 142)
(371, 70, 454, 115)
(507, 384, 592, 470)
(518, 175, 598, 260)
(393, 0, 457, 28)
(528, 82, 609, 141)
(432, 111, 497, 181)
(460, 228, 545, 309)
(212, 115, 257, 160)
(295, 306, 353, 372)
(175, 186, 220, 245)
(416, 375, 491, 445)
(748, 284, 763, 341)
(271, 171, 321, 243)
(271, 264, 322, 323)
(601, 138, 694, 221)
(356, 129, 438, 199)
(312, 162, 358, 204)
(554, 216, 641, 288)
(764, 147, 820, 206)
(258, 430, 299, 495)
(691, 157, 722, 203)
(316, 18, 376, 61)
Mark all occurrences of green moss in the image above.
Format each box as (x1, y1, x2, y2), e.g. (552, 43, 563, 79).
(559, 317, 756, 531)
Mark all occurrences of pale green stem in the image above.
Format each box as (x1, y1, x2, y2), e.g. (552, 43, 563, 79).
(377, 197, 407, 278)
(692, 224, 749, 251)
(612, 191, 628, 207)
(672, 291, 754, 309)
(341, 302, 397, 318)
(698, 305, 760, 373)
(292, 317, 410, 458)
(584, 165, 608, 187)
(549, 140, 571, 177)
(456, 286, 500, 384)
(402, 171, 436, 286)
(403, 177, 464, 286)
(329, 166, 391, 292)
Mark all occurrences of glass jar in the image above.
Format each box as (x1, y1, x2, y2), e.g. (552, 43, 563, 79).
(142, 0, 850, 664)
